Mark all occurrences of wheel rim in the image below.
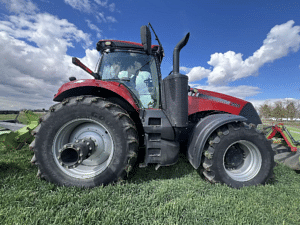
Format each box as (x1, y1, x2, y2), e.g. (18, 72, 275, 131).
(223, 140, 262, 182)
(52, 118, 114, 179)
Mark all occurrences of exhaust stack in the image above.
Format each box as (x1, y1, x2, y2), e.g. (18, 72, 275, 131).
(173, 33, 190, 74)
(162, 32, 190, 129)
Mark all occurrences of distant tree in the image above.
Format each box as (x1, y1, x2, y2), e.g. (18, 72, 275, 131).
(272, 101, 286, 121)
(296, 100, 300, 118)
(259, 103, 272, 118)
(285, 101, 297, 120)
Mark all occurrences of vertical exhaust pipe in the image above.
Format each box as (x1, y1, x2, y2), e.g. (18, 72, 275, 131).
(162, 32, 190, 130)
(173, 33, 190, 74)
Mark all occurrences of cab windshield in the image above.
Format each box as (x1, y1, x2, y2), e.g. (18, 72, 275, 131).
(99, 51, 160, 109)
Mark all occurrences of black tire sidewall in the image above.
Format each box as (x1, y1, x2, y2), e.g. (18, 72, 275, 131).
(212, 126, 274, 188)
(35, 99, 131, 187)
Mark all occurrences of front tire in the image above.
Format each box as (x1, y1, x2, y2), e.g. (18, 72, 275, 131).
(202, 122, 274, 188)
(33, 96, 138, 188)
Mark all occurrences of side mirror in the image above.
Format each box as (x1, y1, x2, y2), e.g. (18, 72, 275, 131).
(140, 25, 152, 55)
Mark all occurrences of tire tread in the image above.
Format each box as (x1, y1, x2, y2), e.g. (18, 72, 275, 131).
(32, 96, 138, 187)
(202, 122, 275, 188)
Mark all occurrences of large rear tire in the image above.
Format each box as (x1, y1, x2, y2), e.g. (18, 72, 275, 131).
(32, 96, 138, 188)
(202, 122, 274, 188)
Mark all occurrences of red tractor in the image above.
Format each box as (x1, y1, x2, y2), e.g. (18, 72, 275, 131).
(31, 24, 274, 188)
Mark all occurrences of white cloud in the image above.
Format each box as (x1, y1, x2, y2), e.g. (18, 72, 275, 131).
(108, 3, 115, 12)
(180, 67, 192, 73)
(63, 0, 117, 23)
(0, 13, 93, 50)
(0, 13, 99, 110)
(187, 20, 300, 85)
(186, 66, 211, 82)
(96, 12, 117, 23)
(1, 0, 38, 14)
(64, 0, 92, 13)
(94, 0, 116, 12)
(106, 16, 117, 23)
(86, 19, 102, 38)
(97, 12, 107, 23)
(94, 0, 108, 7)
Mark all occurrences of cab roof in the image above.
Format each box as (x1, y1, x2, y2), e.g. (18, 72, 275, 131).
(96, 40, 159, 53)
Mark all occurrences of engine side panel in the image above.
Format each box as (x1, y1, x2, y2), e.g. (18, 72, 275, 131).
(188, 88, 248, 116)
(53, 79, 139, 111)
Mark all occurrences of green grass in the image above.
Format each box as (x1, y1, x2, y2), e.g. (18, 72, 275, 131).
(286, 126, 300, 141)
(1, 145, 300, 225)
(1, 115, 300, 224)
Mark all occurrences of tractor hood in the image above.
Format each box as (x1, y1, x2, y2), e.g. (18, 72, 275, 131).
(188, 88, 261, 125)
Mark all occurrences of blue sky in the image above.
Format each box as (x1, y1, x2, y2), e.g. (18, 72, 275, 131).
(0, 0, 299, 110)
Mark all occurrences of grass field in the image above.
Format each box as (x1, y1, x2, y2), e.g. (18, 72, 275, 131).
(1, 146, 300, 224)
(286, 126, 300, 141)
(1, 114, 300, 224)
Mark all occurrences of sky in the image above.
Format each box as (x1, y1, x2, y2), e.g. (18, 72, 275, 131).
(0, 0, 299, 110)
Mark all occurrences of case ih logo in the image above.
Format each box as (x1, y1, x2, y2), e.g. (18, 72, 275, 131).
(188, 91, 241, 108)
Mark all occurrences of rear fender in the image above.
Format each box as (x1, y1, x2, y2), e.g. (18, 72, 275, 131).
(187, 114, 247, 169)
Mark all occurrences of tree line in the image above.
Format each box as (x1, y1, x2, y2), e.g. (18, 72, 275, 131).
(258, 100, 300, 121)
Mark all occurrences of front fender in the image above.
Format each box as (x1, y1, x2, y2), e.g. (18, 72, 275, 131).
(187, 114, 247, 169)
(53, 79, 139, 111)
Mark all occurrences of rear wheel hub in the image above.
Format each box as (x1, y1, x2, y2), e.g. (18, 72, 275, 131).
(223, 140, 262, 182)
(224, 145, 244, 169)
(53, 118, 114, 179)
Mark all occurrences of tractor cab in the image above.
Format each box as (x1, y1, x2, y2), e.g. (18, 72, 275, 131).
(96, 40, 162, 108)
